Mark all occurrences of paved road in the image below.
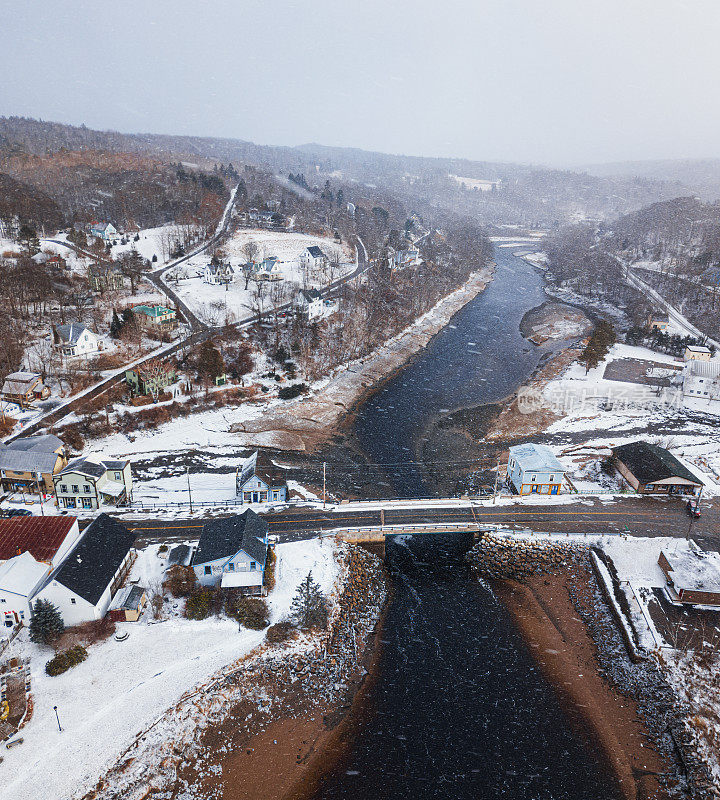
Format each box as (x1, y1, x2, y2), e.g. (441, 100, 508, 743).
(126, 495, 720, 550)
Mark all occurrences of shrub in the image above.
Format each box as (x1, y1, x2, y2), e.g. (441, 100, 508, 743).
(185, 588, 216, 620)
(263, 548, 277, 592)
(163, 565, 198, 598)
(266, 622, 295, 645)
(278, 383, 308, 400)
(59, 424, 84, 452)
(45, 645, 87, 676)
(228, 597, 269, 630)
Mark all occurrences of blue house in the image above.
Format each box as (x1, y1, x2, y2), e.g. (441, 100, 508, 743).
(507, 443, 565, 496)
(236, 451, 288, 504)
(89, 222, 119, 243)
(191, 510, 268, 593)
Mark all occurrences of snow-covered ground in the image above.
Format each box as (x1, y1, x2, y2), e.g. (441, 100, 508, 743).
(523, 342, 720, 497)
(165, 229, 353, 324)
(1, 537, 340, 800)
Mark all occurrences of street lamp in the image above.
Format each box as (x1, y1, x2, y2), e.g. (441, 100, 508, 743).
(53, 705, 62, 732)
(186, 467, 193, 513)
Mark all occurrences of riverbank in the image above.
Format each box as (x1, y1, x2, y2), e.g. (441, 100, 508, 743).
(78, 543, 387, 800)
(469, 535, 688, 800)
(229, 265, 495, 452)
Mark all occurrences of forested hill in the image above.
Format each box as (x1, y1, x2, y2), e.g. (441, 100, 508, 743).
(0, 116, 693, 230)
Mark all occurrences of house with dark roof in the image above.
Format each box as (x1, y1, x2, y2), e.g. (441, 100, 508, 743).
(299, 245, 328, 270)
(54, 455, 133, 510)
(611, 441, 703, 496)
(203, 260, 235, 285)
(35, 514, 136, 626)
(294, 288, 324, 322)
(0, 433, 67, 495)
(191, 510, 268, 593)
(0, 372, 50, 408)
(52, 323, 99, 358)
(0, 515, 80, 567)
(235, 451, 288, 504)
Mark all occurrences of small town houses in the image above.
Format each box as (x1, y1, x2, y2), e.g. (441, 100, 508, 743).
(0, 372, 50, 409)
(52, 322, 99, 358)
(0, 434, 67, 496)
(89, 263, 125, 292)
(0, 516, 81, 628)
(53, 455, 133, 510)
(507, 443, 566, 495)
(34, 514, 136, 626)
(191, 510, 269, 594)
(299, 245, 328, 271)
(204, 260, 235, 285)
(294, 288, 324, 322)
(125, 360, 177, 397)
(235, 451, 288, 504)
(131, 303, 178, 333)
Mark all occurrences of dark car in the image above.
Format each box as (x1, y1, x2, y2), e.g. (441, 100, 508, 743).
(686, 499, 701, 519)
(3, 509, 33, 518)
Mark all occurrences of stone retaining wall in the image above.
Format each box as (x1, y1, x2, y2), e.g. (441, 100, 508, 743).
(467, 533, 587, 579)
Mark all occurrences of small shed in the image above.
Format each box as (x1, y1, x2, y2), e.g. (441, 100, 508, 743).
(684, 345, 712, 362)
(109, 585, 147, 622)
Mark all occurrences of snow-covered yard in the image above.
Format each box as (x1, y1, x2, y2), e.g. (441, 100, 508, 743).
(164, 229, 353, 325)
(1, 537, 340, 800)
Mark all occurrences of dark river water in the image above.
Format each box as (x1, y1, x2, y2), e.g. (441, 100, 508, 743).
(353, 245, 548, 497)
(313, 247, 620, 799)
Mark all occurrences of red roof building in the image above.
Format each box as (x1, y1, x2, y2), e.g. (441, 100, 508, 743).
(0, 516, 80, 566)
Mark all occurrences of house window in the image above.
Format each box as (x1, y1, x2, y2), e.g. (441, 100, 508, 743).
(84, 485, 91, 493)
(549, 475, 555, 482)
(250, 561, 257, 570)
(0, 599, 5, 603)
(204, 566, 212, 575)
(228, 562, 235, 571)
(61, 485, 68, 493)
(114, 472, 122, 481)
(72, 484, 79, 493)
(531, 475, 536, 482)
(82, 497, 93, 509)
(70, 598, 76, 604)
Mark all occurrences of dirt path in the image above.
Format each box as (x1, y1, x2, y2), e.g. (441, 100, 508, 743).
(496, 574, 673, 800)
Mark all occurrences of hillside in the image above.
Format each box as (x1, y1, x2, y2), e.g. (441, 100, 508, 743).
(0, 171, 64, 230)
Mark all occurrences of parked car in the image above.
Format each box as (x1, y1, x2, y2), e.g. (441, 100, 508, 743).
(2, 509, 33, 518)
(686, 499, 701, 519)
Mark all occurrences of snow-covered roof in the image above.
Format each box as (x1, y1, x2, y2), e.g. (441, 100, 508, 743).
(661, 546, 720, 594)
(508, 443, 565, 474)
(686, 345, 711, 353)
(0, 551, 49, 597)
(221, 571, 263, 588)
(109, 584, 146, 611)
(2, 372, 42, 395)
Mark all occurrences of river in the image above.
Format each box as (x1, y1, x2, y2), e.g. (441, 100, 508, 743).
(311, 247, 621, 799)
(353, 245, 548, 497)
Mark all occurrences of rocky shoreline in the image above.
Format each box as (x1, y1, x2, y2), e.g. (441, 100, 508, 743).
(80, 544, 387, 800)
(229, 265, 495, 452)
(470, 534, 714, 800)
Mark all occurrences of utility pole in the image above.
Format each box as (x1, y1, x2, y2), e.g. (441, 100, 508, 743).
(322, 462, 327, 509)
(35, 475, 45, 516)
(186, 467, 193, 513)
(492, 457, 501, 505)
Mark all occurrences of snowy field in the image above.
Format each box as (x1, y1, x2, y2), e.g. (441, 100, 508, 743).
(164, 229, 353, 324)
(1, 537, 340, 800)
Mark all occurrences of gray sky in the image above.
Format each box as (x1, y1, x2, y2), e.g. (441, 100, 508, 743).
(2, 0, 720, 166)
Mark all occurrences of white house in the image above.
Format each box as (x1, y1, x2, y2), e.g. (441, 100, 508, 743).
(54, 455, 133, 510)
(204, 261, 235, 285)
(235, 451, 288, 504)
(191, 510, 268, 594)
(34, 514, 136, 626)
(89, 222, 119, 244)
(684, 345, 712, 362)
(389, 246, 421, 269)
(0, 552, 50, 629)
(299, 245, 328, 271)
(682, 360, 720, 405)
(53, 323, 99, 358)
(507, 443, 565, 495)
(294, 288, 324, 322)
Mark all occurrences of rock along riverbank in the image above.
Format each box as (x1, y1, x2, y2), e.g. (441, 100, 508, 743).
(229, 265, 495, 452)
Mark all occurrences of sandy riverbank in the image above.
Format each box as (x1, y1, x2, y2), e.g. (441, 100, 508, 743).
(229, 265, 495, 452)
(496, 571, 677, 800)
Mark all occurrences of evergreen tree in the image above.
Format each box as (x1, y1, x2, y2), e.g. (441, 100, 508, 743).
(197, 339, 224, 382)
(110, 309, 124, 339)
(289, 572, 328, 630)
(336, 188, 344, 207)
(29, 599, 65, 645)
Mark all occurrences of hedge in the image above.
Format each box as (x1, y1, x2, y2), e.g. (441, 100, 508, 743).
(45, 645, 88, 676)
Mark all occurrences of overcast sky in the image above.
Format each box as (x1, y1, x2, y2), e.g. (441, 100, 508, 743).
(2, 0, 720, 166)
